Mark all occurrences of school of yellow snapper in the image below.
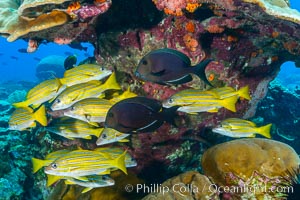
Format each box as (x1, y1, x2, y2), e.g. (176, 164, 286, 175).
(8, 58, 272, 192)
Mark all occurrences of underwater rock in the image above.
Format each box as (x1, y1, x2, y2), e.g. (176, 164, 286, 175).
(0, 100, 12, 129)
(201, 138, 300, 199)
(253, 80, 300, 155)
(142, 171, 219, 200)
(6, 90, 27, 104)
(35, 55, 66, 81)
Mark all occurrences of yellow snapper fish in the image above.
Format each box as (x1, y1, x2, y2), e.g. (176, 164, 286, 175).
(212, 118, 272, 138)
(45, 117, 104, 140)
(32, 149, 71, 173)
(65, 175, 115, 193)
(96, 128, 130, 146)
(32, 149, 111, 174)
(162, 89, 238, 113)
(47, 174, 115, 193)
(44, 149, 127, 177)
(63, 98, 112, 125)
(95, 147, 137, 168)
(209, 85, 251, 100)
(60, 64, 112, 87)
(13, 78, 66, 108)
(51, 72, 121, 111)
(9, 105, 47, 131)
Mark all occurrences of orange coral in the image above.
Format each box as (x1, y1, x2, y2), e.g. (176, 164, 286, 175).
(208, 73, 215, 81)
(185, 21, 195, 33)
(183, 34, 198, 52)
(271, 31, 279, 38)
(67, 1, 81, 14)
(227, 35, 238, 42)
(164, 8, 183, 16)
(206, 24, 224, 33)
(185, 3, 200, 13)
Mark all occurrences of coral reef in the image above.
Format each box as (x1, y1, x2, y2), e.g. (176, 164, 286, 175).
(253, 80, 300, 150)
(201, 138, 300, 199)
(142, 171, 219, 200)
(0, 0, 111, 45)
(1, 0, 300, 199)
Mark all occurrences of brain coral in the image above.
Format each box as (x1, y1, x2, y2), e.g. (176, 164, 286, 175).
(142, 171, 219, 200)
(201, 138, 299, 198)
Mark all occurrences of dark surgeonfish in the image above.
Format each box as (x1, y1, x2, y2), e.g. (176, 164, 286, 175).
(105, 97, 179, 133)
(135, 48, 213, 86)
(64, 55, 77, 70)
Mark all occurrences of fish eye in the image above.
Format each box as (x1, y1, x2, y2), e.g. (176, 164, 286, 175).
(103, 175, 108, 180)
(141, 59, 148, 65)
(168, 98, 174, 104)
(51, 163, 57, 169)
(56, 99, 61, 104)
(101, 66, 104, 71)
(102, 134, 107, 139)
(71, 106, 75, 111)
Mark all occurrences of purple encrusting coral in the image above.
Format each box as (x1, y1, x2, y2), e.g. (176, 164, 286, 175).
(1, 0, 300, 199)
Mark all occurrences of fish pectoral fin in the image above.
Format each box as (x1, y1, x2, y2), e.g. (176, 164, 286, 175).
(118, 139, 130, 143)
(81, 187, 93, 194)
(74, 176, 89, 181)
(83, 135, 92, 139)
(150, 69, 166, 76)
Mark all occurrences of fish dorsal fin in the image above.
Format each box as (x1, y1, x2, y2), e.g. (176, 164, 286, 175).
(117, 97, 161, 112)
(152, 48, 191, 66)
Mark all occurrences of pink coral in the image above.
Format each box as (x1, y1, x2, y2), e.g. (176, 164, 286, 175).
(53, 37, 73, 45)
(153, 0, 187, 16)
(73, 0, 112, 20)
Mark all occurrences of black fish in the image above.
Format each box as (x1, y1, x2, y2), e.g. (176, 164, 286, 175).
(135, 48, 213, 86)
(10, 56, 18, 60)
(18, 48, 28, 53)
(33, 57, 41, 61)
(105, 97, 179, 133)
(64, 55, 77, 70)
(68, 43, 88, 51)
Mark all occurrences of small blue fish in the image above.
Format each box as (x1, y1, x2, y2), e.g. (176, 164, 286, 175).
(135, 48, 213, 85)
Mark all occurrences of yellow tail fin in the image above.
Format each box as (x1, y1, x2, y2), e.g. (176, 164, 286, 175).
(33, 105, 48, 126)
(13, 100, 28, 108)
(111, 150, 127, 175)
(257, 123, 272, 138)
(47, 174, 63, 186)
(102, 72, 121, 90)
(237, 85, 251, 100)
(32, 157, 51, 173)
(219, 96, 238, 112)
(92, 128, 104, 138)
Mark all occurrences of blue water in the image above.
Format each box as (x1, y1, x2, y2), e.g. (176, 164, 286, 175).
(0, 38, 94, 82)
(0, 1, 299, 83)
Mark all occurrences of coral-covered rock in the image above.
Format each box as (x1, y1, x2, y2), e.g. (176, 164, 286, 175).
(201, 138, 300, 199)
(142, 171, 219, 200)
